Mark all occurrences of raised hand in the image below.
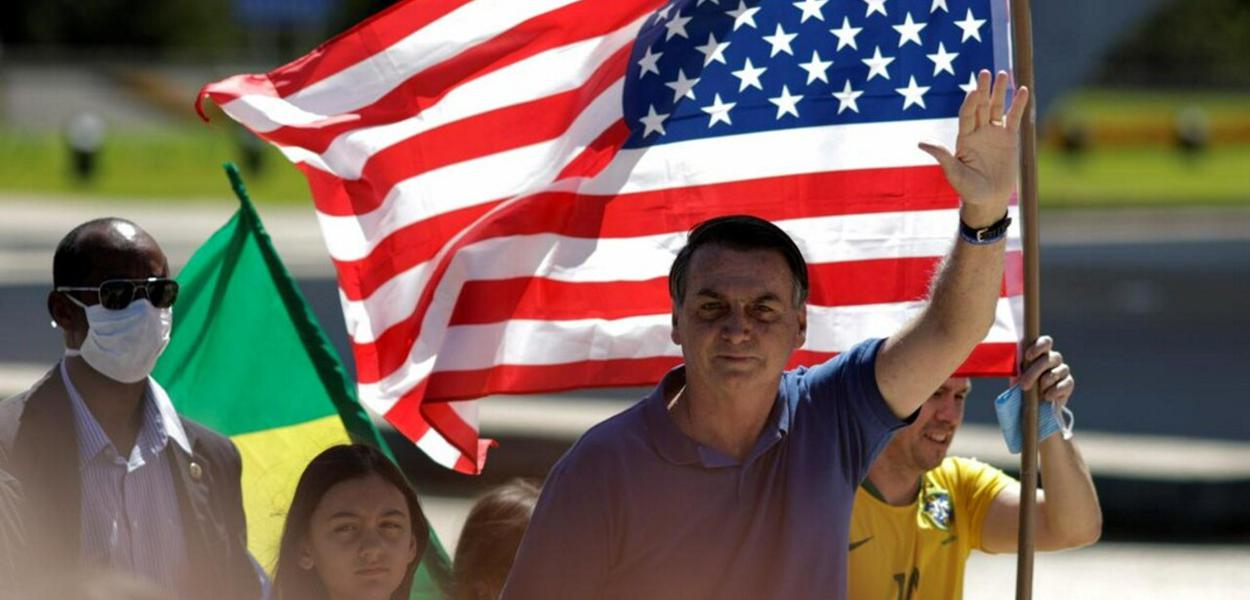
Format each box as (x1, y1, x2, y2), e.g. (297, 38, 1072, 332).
(919, 70, 1030, 228)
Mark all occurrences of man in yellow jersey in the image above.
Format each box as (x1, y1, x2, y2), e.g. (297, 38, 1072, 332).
(849, 335, 1101, 600)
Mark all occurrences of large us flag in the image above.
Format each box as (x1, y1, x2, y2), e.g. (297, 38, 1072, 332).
(199, 0, 1023, 474)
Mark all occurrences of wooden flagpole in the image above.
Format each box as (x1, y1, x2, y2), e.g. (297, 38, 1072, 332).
(1009, 0, 1041, 598)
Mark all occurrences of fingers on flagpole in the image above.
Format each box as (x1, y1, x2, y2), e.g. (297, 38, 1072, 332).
(1023, 334, 1053, 361)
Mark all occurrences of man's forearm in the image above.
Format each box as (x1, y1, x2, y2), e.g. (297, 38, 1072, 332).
(905, 229, 1006, 382)
(876, 230, 1005, 416)
(927, 227, 1005, 349)
(877, 70, 1026, 416)
(1037, 434, 1102, 549)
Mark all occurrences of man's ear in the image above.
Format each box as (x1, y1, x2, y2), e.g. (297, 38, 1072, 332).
(47, 292, 84, 338)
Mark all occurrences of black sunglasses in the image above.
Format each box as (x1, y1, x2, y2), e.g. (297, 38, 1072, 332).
(56, 277, 180, 310)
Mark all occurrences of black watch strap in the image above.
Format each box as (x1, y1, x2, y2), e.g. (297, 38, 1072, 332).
(959, 212, 1012, 245)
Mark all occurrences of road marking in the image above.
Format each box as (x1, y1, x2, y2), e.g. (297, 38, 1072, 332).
(1039, 208, 1250, 246)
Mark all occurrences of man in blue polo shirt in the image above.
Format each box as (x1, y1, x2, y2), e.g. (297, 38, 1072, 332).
(502, 71, 1028, 599)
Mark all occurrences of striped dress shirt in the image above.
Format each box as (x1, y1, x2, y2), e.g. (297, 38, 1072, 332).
(62, 362, 190, 596)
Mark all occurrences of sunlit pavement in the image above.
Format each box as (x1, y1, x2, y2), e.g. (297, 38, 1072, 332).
(963, 542, 1250, 600)
(420, 491, 1250, 599)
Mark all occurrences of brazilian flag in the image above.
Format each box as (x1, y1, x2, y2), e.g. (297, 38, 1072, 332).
(153, 165, 447, 597)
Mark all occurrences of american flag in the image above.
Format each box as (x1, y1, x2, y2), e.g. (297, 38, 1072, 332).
(198, 0, 1023, 474)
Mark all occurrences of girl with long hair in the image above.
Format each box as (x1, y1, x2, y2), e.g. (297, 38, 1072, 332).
(272, 444, 440, 600)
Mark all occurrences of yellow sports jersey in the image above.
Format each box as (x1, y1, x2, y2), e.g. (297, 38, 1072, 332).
(848, 457, 1016, 600)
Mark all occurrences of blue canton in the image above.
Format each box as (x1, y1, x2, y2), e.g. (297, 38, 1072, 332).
(624, 0, 1007, 148)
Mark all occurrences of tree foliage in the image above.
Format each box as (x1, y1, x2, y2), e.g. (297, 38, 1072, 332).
(1099, 0, 1250, 87)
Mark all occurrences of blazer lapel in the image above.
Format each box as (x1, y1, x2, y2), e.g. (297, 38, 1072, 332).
(167, 422, 228, 594)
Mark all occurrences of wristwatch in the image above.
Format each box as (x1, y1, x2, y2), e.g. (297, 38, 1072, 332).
(959, 212, 1012, 245)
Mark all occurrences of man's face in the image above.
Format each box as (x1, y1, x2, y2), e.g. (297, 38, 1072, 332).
(50, 222, 169, 347)
(671, 245, 806, 393)
(887, 377, 970, 471)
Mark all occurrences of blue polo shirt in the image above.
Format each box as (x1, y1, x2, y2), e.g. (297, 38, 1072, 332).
(502, 338, 909, 600)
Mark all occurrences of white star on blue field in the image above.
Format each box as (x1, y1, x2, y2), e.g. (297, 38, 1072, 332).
(623, 0, 999, 148)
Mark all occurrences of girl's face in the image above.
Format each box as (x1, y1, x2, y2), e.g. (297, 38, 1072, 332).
(300, 474, 418, 600)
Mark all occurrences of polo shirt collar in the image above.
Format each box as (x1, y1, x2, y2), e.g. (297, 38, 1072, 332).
(644, 365, 792, 468)
(643, 367, 700, 465)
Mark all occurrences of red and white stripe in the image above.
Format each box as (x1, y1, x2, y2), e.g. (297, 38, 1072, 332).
(199, 0, 1023, 474)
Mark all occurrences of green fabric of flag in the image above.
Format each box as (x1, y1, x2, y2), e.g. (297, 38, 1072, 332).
(153, 164, 448, 598)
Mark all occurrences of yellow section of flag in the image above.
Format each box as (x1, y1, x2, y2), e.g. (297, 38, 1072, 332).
(230, 415, 351, 569)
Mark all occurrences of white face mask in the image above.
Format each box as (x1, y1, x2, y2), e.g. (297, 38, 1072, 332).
(64, 297, 172, 383)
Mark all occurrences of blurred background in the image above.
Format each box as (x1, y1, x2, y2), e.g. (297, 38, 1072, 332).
(1, 0, 1247, 597)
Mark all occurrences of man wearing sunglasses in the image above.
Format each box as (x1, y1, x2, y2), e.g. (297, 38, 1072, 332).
(0, 218, 262, 599)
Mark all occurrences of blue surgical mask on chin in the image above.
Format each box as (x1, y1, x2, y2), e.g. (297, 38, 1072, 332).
(63, 296, 172, 383)
(993, 385, 1075, 454)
